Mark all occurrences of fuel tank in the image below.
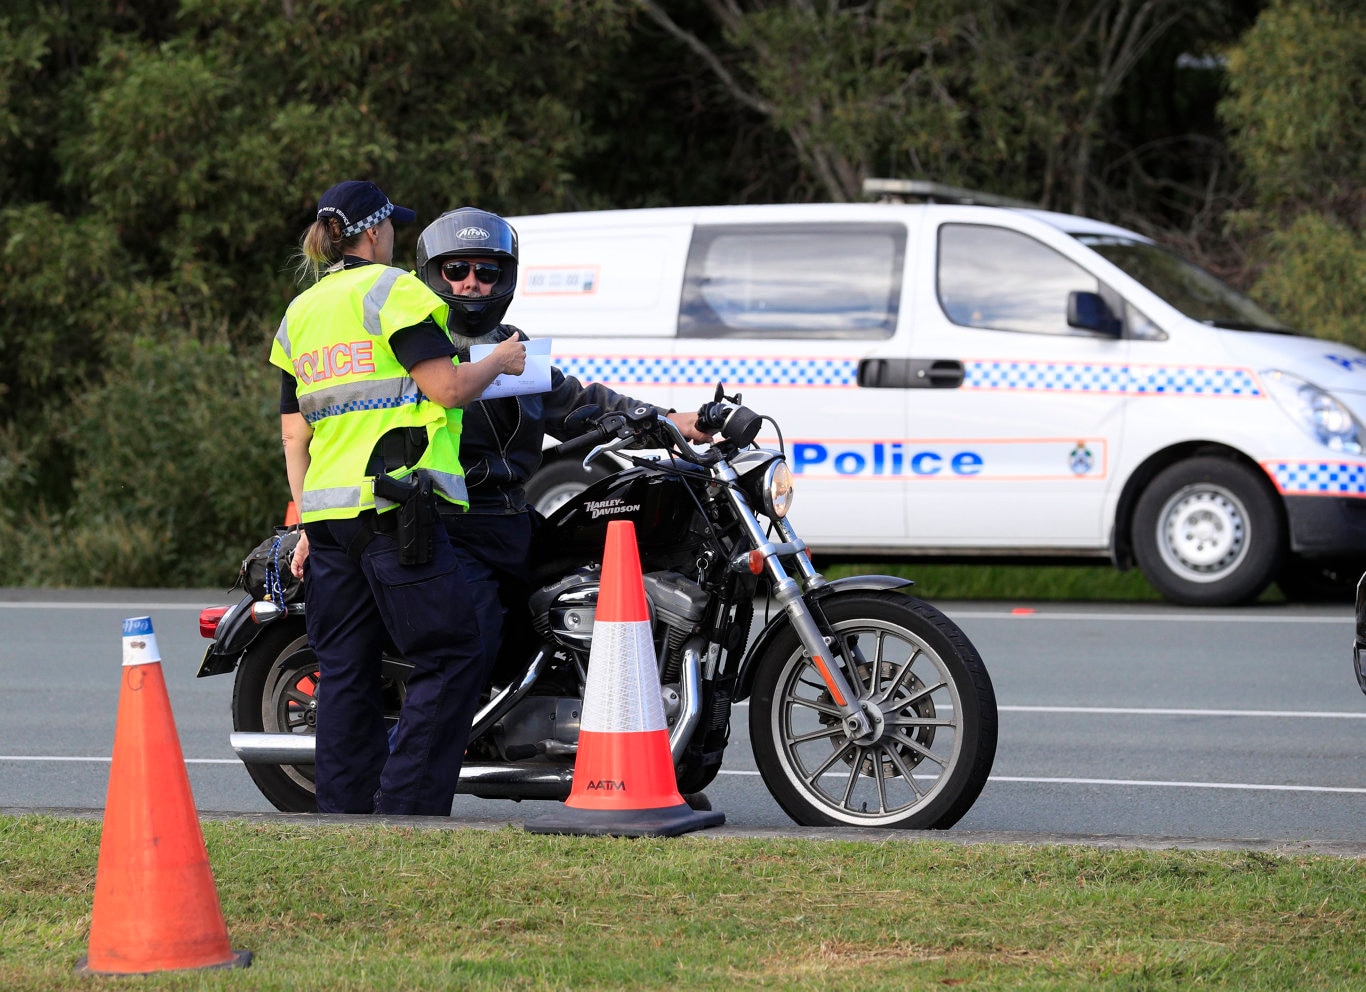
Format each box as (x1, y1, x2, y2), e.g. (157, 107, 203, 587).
(531, 468, 714, 579)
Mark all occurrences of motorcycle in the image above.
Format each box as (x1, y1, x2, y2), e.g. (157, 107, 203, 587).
(197, 386, 998, 828)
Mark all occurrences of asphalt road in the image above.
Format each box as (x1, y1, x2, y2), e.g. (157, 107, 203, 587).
(2, 588, 1364, 849)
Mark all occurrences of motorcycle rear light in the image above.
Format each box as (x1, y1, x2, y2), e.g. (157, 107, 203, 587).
(199, 607, 229, 639)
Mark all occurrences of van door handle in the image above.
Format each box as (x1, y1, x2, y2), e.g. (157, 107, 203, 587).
(857, 358, 965, 389)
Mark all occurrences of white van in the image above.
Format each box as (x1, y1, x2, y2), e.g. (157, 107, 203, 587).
(504, 182, 1366, 606)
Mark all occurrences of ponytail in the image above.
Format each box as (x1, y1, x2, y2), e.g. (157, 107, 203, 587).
(293, 215, 366, 284)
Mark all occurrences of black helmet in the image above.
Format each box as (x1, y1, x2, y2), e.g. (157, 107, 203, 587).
(416, 207, 519, 336)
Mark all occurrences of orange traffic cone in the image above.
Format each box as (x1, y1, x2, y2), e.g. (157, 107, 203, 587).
(76, 617, 251, 976)
(527, 520, 725, 837)
(283, 500, 301, 526)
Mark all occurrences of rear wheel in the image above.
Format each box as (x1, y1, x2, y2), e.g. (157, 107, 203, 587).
(230, 618, 409, 813)
(749, 592, 997, 829)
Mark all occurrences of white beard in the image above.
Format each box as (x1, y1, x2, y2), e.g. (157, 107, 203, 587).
(449, 328, 503, 355)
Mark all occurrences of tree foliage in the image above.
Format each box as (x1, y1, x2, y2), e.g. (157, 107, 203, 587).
(1, 0, 1356, 586)
(1221, 0, 1366, 344)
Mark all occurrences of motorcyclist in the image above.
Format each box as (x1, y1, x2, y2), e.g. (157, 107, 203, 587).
(414, 207, 712, 673)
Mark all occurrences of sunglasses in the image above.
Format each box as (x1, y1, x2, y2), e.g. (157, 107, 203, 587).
(440, 260, 502, 285)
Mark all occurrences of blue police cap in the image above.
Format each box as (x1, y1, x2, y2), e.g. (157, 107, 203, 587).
(316, 180, 417, 238)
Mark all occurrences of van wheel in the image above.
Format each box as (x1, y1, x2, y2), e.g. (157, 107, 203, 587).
(1132, 457, 1283, 606)
(526, 458, 613, 517)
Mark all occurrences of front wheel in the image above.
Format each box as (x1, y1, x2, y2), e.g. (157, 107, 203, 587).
(749, 592, 997, 829)
(1132, 457, 1283, 606)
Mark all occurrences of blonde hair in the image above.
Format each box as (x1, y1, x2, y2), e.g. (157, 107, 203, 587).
(293, 215, 366, 283)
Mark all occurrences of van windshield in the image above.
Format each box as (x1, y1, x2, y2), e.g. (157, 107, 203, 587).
(1074, 234, 1294, 333)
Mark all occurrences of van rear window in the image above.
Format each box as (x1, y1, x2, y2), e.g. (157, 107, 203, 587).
(679, 223, 904, 339)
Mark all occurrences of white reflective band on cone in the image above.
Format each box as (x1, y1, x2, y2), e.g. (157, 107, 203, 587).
(121, 616, 161, 667)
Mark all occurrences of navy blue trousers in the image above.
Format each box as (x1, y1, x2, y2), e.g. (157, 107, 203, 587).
(443, 510, 537, 678)
(303, 517, 497, 815)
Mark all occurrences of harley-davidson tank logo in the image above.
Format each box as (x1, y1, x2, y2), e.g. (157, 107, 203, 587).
(586, 497, 642, 520)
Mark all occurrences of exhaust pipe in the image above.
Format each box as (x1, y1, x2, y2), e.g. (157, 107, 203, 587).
(230, 644, 702, 792)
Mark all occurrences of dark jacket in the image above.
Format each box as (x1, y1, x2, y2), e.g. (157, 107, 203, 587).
(455, 324, 665, 513)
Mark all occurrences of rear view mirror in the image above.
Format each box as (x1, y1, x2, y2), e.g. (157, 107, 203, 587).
(1068, 291, 1122, 336)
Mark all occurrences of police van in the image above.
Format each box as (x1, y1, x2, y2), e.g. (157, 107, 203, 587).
(503, 180, 1366, 606)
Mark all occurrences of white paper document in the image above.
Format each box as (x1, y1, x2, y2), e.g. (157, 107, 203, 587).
(469, 337, 552, 399)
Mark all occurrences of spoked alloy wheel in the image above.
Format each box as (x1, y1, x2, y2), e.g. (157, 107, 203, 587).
(749, 592, 996, 829)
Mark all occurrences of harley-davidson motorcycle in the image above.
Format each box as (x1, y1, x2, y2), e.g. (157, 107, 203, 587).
(197, 387, 998, 829)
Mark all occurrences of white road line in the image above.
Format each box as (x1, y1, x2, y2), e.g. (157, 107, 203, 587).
(711, 769, 1366, 794)
(0, 602, 212, 610)
(5, 756, 1359, 797)
(733, 700, 1366, 718)
(950, 610, 1346, 624)
(0, 755, 239, 765)
(999, 705, 1366, 719)
(985, 775, 1366, 795)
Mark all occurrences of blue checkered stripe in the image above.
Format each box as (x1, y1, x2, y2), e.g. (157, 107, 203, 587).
(964, 361, 1261, 396)
(304, 393, 421, 424)
(558, 355, 859, 387)
(1267, 462, 1366, 496)
(557, 354, 1261, 396)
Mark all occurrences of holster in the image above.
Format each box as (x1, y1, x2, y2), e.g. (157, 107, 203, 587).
(373, 471, 436, 566)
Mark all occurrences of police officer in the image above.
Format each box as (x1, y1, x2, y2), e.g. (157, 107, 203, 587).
(413, 207, 711, 676)
(273, 181, 526, 815)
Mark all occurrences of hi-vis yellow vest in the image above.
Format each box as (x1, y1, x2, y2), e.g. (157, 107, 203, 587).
(269, 264, 467, 523)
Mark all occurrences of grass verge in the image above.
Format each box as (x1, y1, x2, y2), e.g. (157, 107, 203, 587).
(2, 816, 1361, 990)
(823, 562, 1296, 604)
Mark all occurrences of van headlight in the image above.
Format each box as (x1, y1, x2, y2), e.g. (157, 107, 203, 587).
(1262, 370, 1364, 454)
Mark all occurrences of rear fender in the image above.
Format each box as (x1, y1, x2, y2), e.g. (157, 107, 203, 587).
(196, 594, 297, 677)
(734, 575, 913, 700)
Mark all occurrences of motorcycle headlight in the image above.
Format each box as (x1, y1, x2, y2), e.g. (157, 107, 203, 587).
(762, 459, 795, 518)
(1262, 369, 1364, 454)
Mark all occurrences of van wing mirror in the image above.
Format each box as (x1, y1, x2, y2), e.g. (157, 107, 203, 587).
(1068, 291, 1122, 337)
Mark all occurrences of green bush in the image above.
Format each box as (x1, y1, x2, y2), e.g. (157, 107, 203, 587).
(13, 332, 285, 587)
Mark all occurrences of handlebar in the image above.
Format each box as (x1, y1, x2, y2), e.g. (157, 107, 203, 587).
(545, 386, 763, 468)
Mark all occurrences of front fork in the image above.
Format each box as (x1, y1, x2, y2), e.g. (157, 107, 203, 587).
(719, 472, 872, 740)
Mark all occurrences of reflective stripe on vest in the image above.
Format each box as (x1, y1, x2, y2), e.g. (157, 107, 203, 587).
(363, 268, 403, 336)
(297, 376, 422, 425)
(300, 469, 469, 515)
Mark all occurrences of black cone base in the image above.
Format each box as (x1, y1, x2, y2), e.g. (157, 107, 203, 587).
(525, 802, 725, 837)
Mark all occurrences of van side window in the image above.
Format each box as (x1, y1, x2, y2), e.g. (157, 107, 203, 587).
(679, 223, 904, 339)
(938, 224, 1111, 337)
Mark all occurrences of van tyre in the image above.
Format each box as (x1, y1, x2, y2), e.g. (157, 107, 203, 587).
(1133, 457, 1283, 606)
(749, 592, 997, 829)
(525, 458, 614, 517)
